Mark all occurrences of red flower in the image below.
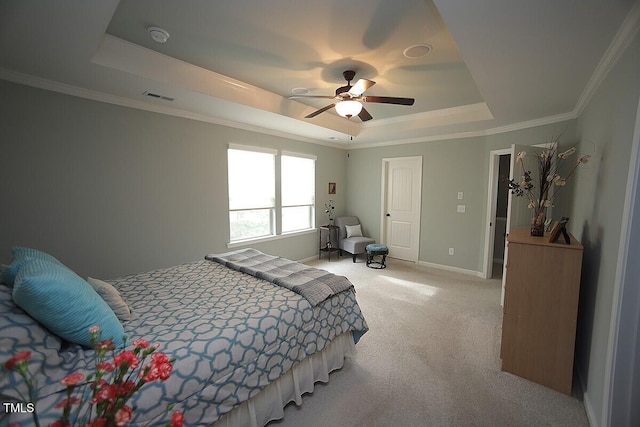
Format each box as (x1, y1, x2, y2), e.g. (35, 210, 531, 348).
(141, 364, 159, 382)
(142, 352, 173, 381)
(151, 352, 169, 364)
(60, 372, 84, 386)
(95, 339, 115, 352)
(3, 351, 31, 370)
(156, 361, 172, 381)
(96, 361, 114, 372)
(170, 411, 184, 427)
(54, 396, 81, 408)
(92, 382, 115, 403)
(85, 418, 107, 427)
(5, 334, 178, 427)
(115, 405, 133, 426)
(113, 350, 139, 370)
(114, 380, 136, 397)
(131, 338, 150, 349)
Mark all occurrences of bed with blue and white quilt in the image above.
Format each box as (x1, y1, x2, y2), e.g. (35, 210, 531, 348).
(0, 247, 368, 426)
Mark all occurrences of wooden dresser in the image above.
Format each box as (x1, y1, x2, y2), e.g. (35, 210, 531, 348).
(500, 227, 583, 395)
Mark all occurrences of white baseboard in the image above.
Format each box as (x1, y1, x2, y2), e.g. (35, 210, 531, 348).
(583, 391, 599, 427)
(577, 370, 598, 427)
(417, 261, 484, 278)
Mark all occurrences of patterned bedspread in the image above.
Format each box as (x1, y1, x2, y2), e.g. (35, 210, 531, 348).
(206, 248, 354, 306)
(1, 259, 368, 426)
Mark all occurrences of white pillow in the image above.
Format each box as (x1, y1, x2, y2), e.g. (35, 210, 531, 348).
(345, 224, 363, 238)
(87, 277, 132, 321)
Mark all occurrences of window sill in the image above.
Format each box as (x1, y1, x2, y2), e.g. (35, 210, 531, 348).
(227, 228, 317, 249)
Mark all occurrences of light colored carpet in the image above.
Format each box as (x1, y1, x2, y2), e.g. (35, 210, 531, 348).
(269, 256, 589, 427)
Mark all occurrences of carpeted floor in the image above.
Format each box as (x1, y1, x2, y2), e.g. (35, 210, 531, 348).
(269, 256, 589, 427)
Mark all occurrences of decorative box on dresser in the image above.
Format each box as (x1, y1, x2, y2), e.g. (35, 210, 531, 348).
(500, 227, 584, 395)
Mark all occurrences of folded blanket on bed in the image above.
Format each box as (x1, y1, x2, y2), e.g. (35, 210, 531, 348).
(205, 249, 354, 306)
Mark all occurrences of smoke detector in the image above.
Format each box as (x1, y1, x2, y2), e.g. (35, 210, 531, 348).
(148, 27, 170, 44)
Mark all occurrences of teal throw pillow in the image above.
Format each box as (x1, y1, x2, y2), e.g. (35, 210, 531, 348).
(2, 246, 68, 286)
(12, 259, 125, 347)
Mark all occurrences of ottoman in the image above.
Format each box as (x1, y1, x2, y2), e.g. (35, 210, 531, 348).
(366, 244, 389, 269)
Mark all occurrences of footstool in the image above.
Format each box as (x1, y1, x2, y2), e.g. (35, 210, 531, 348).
(366, 244, 389, 269)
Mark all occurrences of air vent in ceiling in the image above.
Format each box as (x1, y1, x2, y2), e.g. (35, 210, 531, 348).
(143, 91, 174, 101)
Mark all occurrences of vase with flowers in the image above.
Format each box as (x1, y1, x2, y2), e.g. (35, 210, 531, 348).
(1, 326, 183, 427)
(507, 137, 590, 236)
(324, 200, 335, 226)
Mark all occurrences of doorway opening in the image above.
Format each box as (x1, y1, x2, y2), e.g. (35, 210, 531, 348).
(483, 148, 512, 281)
(492, 154, 511, 278)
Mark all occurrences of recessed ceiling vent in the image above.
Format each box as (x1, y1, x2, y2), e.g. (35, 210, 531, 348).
(143, 91, 174, 101)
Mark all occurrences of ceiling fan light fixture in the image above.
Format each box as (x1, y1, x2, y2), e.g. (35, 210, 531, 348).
(335, 100, 363, 118)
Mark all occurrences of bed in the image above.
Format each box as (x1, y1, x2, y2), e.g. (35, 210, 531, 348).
(0, 247, 368, 426)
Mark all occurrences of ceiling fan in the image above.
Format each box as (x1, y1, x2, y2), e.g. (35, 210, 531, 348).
(289, 70, 415, 121)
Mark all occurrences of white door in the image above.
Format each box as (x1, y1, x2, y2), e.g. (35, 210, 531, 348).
(382, 157, 422, 262)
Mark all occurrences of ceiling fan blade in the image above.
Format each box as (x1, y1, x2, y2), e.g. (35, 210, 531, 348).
(363, 96, 415, 106)
(305, 103, 336, 119)
(349, 79, 376, 96)
(289, 95, 337, 100)
(358, 107, 373, 122)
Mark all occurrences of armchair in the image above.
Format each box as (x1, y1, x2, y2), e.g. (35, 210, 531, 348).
(335, 216, 375, 262)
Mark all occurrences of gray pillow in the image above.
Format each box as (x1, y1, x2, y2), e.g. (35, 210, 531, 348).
(345, 224, 363, 238)
(87, 277, 132, 321)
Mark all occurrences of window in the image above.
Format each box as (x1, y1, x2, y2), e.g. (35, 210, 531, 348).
(281, 153, 315, 233)
(228, 146, 276, 241)
(227, 146, 316, 243)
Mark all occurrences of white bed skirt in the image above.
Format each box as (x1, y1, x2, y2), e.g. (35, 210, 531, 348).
(212, 332, 356, 427)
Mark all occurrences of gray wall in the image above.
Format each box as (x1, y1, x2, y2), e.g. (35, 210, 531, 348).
(568, 29, 640, 427)
(346, 122, 578, 273)
(346, 138, 485, 271)
(0, 80, 347, 279)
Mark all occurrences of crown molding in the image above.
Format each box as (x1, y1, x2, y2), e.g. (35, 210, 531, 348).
(0, 66, 579, 150)
(0, 67, 346, 149)
(574, 0, 640, 116)
(348, 111, 578, 149)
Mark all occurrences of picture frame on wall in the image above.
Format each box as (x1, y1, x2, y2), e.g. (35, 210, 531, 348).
(328, 182, 336, 194)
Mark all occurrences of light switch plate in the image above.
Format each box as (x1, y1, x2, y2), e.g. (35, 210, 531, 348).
(457, 205, 466, 213)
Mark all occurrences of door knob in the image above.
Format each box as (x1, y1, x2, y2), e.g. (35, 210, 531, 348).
(386, 213, 391, 217)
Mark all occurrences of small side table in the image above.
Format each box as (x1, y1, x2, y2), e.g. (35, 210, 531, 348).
(319, 225, 339, 261)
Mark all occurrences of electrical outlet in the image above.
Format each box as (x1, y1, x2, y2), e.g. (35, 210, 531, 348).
(457, 192, 464, 200)
(457, 205, 466, 213)
(449, 248, 455, 256)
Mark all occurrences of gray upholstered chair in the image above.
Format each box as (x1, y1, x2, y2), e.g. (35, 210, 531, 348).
(335, 216, 375, 262)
